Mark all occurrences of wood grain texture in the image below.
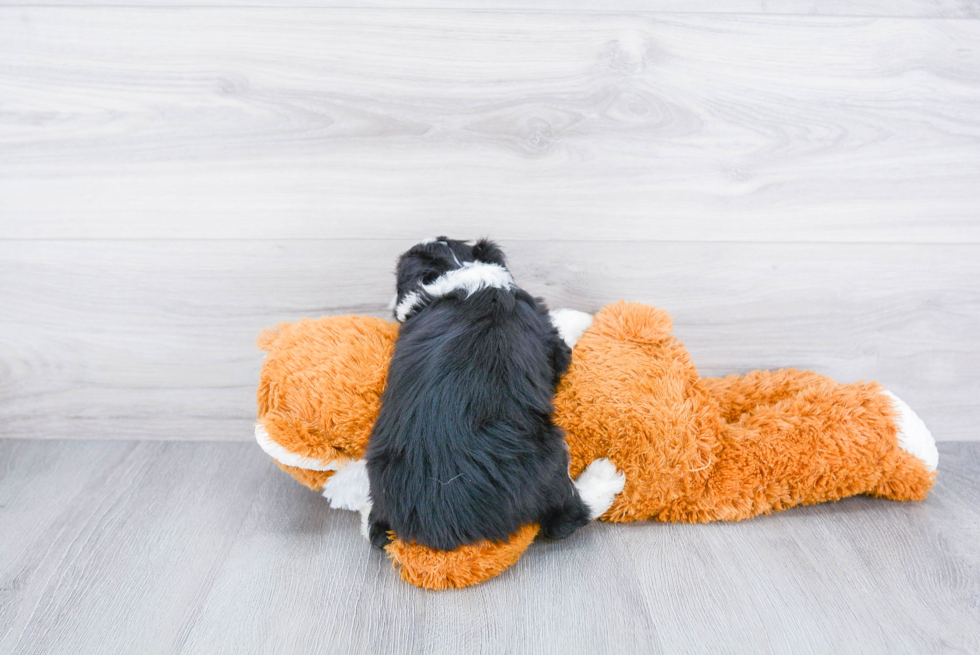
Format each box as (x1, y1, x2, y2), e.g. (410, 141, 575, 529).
(1, 9, 979, 241)
(1, 239, 977, 442)
(1, 439, 977, 654)
(0, 439, 274, 654)
(0, 1, 977, 17)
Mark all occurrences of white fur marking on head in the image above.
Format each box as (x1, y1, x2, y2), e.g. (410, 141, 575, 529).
(254, 424, 347, 471)
(395, 290, 422, 323)
(883, 391, 938, 472)
(394, 261, 515, 323)
(321, 459, 371, 511)
(423, 261, 514, 299)
(574, 458, 626, 520)
(549, 309, 594, 348)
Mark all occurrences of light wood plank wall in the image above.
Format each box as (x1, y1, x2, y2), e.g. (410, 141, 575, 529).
(0, 2, 977, 15)
(1, 6, 977, 442)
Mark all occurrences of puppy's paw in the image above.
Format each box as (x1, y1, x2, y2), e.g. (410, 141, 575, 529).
(574, 458, 626, 520)
(550, 309, 594, 348)
(369, 517, 394, 550)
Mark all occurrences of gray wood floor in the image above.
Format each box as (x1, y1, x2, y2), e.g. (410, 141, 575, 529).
(1, 439, 977, 655)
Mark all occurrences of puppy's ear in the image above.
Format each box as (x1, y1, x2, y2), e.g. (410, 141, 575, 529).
(472, 239, 507, 267)
(397, 250, 447, 292)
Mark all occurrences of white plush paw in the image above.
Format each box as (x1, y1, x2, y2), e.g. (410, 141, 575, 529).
(883, 391, 938, 472)
(550, 309, 594, 348)
(359, 504, 372, 542)
(321, 459, 371, 511)
(574, 458, 626, 520)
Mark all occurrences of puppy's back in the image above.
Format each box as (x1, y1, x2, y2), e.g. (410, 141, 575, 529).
(366, 287, 566, 550)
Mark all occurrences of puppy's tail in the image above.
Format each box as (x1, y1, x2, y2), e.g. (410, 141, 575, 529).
(385, 524, 539, 590)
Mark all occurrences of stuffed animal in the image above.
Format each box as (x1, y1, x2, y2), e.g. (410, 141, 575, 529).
(255, 301, 938, 590)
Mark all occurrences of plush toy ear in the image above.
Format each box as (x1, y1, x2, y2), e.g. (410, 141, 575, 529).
(472, 238, 507, 267)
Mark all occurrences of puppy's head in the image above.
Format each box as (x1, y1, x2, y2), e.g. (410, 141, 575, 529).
(392, 237, 509, 322)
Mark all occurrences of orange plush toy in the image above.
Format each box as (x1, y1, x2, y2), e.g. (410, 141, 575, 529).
(255, 302, 938, 590)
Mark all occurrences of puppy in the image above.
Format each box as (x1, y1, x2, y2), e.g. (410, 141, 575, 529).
(365, 237, 615, 551)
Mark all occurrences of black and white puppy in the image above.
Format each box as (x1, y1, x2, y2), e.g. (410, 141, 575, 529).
(365, 237, 624, 551)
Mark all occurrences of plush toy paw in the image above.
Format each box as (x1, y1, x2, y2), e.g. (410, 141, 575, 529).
(574, 458, 626, 520)
(359, 505, 372, 541)
(549, 309, 594, 348)
(883, 391, 939, 472)
(321, 459, 370, 511)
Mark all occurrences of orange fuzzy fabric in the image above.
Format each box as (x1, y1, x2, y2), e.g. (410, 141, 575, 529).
(256, 316, 397, 465)
(387, 524, 540, 590)
(256, 301, 935, 589)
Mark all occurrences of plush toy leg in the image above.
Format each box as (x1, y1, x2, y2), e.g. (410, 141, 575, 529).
(703, 370, 938, 472)
(703, 369, 837, 424)
(881, 391, 939, 472)
(698, 370, 936, 522)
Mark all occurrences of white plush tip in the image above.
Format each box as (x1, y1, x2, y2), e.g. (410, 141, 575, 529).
(321, 459, 371, 511)
(550, 309, 594, 348)
(574, 458, 626, 520)
(254, 424, 347, 471)
(359, 504, 373, 542)
(883, 391, 938, 472)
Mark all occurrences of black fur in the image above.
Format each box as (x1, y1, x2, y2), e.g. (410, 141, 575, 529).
(365, 237, 591, 551)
